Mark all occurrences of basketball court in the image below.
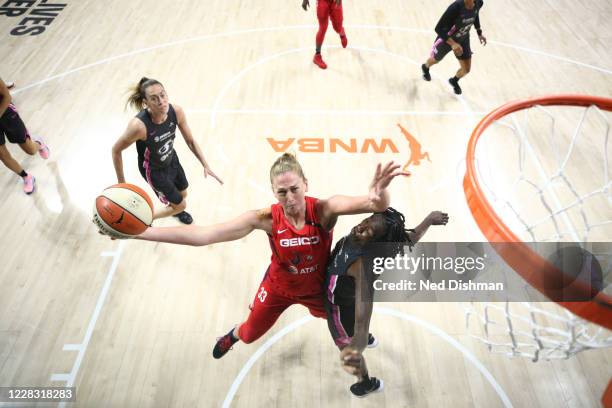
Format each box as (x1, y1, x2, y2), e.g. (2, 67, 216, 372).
(1, 0, 611, 406)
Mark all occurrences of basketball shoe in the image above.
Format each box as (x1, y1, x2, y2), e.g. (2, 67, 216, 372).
(340, 33, 348, 48)
(22, 174, 35, 194)
(448, 77, 462, 95)
(213, 328, 239, 359)
(367, 333, 378, 348)
(33, 136, 50, 159)
(313, 53, 327, 69)
(421, 64, 431, 81)
(350, 376, 383, 398)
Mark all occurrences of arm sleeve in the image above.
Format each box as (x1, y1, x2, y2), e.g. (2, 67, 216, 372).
(435, 1, 461, 41)
(475, 0, 483, 35)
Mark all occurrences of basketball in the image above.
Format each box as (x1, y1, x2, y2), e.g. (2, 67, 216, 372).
(92, 183, 154, 239)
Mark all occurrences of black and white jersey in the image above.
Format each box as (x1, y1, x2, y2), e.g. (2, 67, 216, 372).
(435, 0, 483, 41)
(135, 104, 178, 169)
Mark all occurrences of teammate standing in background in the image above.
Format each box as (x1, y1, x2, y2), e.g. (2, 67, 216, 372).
(302, 0, 348, 70)
(420, 0, 486, 95)
(0, 78, 50, 194)
(112, 77, 223, 224)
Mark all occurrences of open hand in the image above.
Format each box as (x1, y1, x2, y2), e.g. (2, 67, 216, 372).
(479, 35, 487, 46)
(368, 161, 410, 201)
(302, 0, 309, 11)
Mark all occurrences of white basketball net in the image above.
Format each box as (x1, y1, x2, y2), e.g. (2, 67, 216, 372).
(465, 101, 612, 361)
(465, 302, 612, 362)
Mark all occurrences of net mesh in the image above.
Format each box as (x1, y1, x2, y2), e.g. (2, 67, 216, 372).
(465, 302, 612, 362)
(466, 101, 611, 360)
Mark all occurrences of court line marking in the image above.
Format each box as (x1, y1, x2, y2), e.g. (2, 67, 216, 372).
(50, 240, 126, 408)
(222, 306, 512, 408)
(10, 24, 611, 97)
(210, 46, 309, 128)
(205, 43, 476, 195)
(221, 315, 314, 408)
(187, 108, 487, 116)
(208, 44, 472, 128)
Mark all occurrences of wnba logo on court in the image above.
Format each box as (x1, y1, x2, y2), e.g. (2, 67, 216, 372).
(266, 137, 399, 154)
(265, 122, 431, 174)
(397, 123, 431, 174)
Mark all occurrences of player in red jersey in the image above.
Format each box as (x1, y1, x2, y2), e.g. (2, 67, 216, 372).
(302, 0, 348, 69)
(132, 153, 408, 357)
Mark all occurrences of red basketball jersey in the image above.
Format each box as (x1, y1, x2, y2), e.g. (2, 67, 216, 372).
(266, 196, 333, 297)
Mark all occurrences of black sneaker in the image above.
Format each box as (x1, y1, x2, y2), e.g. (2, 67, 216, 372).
(173, 211, 193, 224)
(448, 77, 462, 95)
(367, 333, 378, 348)
(350, 376, 384, 398)
(213, 329, 239, 359)
(421, 64, 431, 81)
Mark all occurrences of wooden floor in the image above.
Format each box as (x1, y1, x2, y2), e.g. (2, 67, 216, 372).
(1, 0, 611, 407)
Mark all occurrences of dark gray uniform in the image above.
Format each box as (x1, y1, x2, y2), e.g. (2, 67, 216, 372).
(325, 236, 366, 348)
(0, 104, 30, 146)
(430, 0, 483, 61)
(136, 104, 188, 205)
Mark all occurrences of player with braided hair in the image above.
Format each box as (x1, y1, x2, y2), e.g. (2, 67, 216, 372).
(325, 208, 449, 397)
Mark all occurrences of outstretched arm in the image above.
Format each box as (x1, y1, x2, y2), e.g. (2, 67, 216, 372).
(408, 211, 449, 244)
(174, 105, 223, 185)
(317, 161, 409, 229)
(136, 208, 272, 246)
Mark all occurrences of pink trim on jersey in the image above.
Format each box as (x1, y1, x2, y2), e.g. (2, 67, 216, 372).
(143, 148, 169, 205)
(327, 275, 338, 304)
(331, 304, 351, 347)
(430, 37, 444, 58)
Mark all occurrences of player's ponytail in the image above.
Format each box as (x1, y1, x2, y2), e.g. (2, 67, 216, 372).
(269, 152, 306, 184)
(125, 77, 164, 111)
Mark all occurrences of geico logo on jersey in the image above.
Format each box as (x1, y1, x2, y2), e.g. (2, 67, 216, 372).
(279, 236, 320, 247)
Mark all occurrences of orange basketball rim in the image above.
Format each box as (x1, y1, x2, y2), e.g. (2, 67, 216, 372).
(463, 94, 612, 331)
